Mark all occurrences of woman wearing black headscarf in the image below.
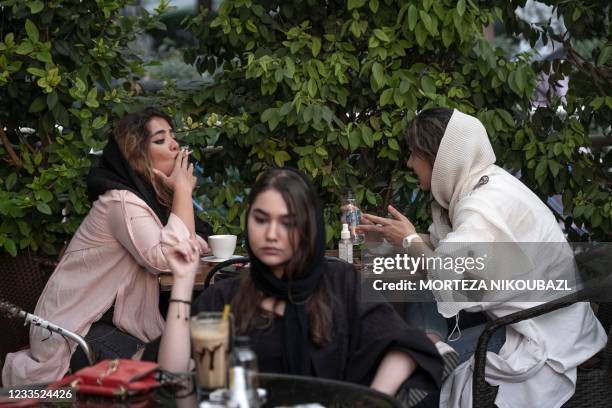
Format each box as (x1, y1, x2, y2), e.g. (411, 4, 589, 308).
(3, 108, 211, 386)
(158, 168, 443, 404)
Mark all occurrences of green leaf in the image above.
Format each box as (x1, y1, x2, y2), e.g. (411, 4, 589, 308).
(369, 0, 379, 13)
(407, 5, 418, 31)
(380, 88, 393, 106)
(348, 0, 366, 10)
(548, 160, 562, 178)
(373, 29, 390, 42)
(420, 76, 436, 94)
(535, 158, 548, 181)
(372, 62, 385, 87)
(246, 20, 257, 33)
(388, 138, 400, 151)
(29, 96, 46, 113)
(28, 0, 44, 14)
(348, 130, 361, 151)
(366, 189, 377, 205)
(261, 107, 276, 123)
(36, 202, 52, 215)
(279, 102, 292, 116)
(5, 173, 17, 191)
(597, 45, 612, 66)
(85, 87, 99, 108)
(361, 126, 374, 147)
(498, 110, 513, 126)
(3, 239, 17, 257)
(441, 28, 453, 47)
(15, 41, 34, 55)
(274, 151, 291, 167)
(515, 67, 526, 92)
(92, 114, 108, 130)
(37, 190, 53, 202)
(25, 19, 39, 42)
(27, 67, 46, 77)
(47, 91, 58, 110)
(311, 37, 321, 57)
(457, 0, 466, 16)
(307, 78, 317, 97)
(415, 22, 428, 47)
(268, 116, 280, 131)
(419, 11, 433, 34)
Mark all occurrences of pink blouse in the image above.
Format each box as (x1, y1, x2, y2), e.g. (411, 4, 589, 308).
(2, 190, 190, 386)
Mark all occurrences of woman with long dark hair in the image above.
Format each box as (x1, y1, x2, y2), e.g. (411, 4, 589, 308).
(3, 108, 210, 386)
(159, 167, 444, 404)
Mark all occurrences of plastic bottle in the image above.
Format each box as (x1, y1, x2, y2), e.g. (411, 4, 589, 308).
(228, 336, 260, 408)
(338, 223, 353, 264)
(341, 191, 365, 244)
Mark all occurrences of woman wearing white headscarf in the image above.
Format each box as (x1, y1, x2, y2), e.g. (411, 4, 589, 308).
(359, 108, 606, 407)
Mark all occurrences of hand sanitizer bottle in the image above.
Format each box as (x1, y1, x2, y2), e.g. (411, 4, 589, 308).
(339, 223, 353, 264)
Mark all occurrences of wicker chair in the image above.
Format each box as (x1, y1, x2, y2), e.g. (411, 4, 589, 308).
(0, 252, 57, 385)
(472, 245, 612, 408)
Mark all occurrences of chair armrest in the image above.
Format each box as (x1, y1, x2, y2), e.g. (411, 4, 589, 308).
(204, 257, 250, 289)
(472, 274, 612, 408)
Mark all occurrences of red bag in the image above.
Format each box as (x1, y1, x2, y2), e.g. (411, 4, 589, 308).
(50, 359, 160, 398)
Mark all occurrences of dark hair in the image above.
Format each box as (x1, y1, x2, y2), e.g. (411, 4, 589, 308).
(233, 168, 333, 346)
(113, 107, 174, 207)
(402, 107, 453, 166)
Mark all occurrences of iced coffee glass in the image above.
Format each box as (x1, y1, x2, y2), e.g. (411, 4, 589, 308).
(191, 312, 232, 390)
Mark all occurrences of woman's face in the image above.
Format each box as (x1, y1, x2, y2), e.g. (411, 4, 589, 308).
(147, 117, 180, 176)
(406, 151, 433, 191)
(248, 189, 296, 277)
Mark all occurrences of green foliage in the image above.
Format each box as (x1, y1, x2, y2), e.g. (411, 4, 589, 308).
(1, 0, 609, 257)
(177, 0, 610, 244)
(488, 0, 611, 240)
(0, 0, 165, 255)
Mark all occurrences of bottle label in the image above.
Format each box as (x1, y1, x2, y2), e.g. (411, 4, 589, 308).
(346, 209, 361, 226)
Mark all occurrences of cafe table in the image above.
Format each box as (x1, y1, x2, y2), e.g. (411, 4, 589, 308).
(0, 372, 402, 407)
(158, 250, 362, 291)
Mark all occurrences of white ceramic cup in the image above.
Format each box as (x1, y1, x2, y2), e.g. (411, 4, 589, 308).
(208, 235, 237, 259)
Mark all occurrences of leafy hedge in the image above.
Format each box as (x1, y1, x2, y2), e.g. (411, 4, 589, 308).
(0, 0, 610, 257)
(178, 0, 611, 242)
(0, 0, 165, 255)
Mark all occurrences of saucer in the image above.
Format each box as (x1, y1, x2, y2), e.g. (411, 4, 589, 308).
(201, 255, 243, 263)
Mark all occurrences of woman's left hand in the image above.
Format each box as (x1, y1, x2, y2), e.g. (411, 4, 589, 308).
(196, 235, 212, 256)
(357, 205, 417, 247)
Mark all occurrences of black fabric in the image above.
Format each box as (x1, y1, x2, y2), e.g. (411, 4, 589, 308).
(69, 320, 145, 372)
(191, 259, 443, 394)
(246, 168, 326, 376)
(86, 136, 211, 238)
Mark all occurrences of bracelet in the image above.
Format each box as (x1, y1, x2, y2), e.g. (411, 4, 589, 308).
(169, 299, 192, 321)
(168, 299, 192, 305)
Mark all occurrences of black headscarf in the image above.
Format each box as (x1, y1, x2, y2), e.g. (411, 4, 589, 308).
(87, 136, 211, 238)
(246, 168, 327, 375)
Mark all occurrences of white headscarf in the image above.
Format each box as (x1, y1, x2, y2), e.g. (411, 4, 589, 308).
(429, 109, 496, 244)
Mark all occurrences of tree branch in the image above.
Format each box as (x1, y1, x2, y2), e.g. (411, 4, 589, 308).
(0, 126, 22, 168)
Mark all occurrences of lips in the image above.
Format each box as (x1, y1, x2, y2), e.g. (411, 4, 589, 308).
(260, 247, 282, 255)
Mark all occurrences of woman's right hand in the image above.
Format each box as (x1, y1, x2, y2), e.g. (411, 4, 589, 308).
(163, 237, 200, 282)
(153, 148, 196, 193)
